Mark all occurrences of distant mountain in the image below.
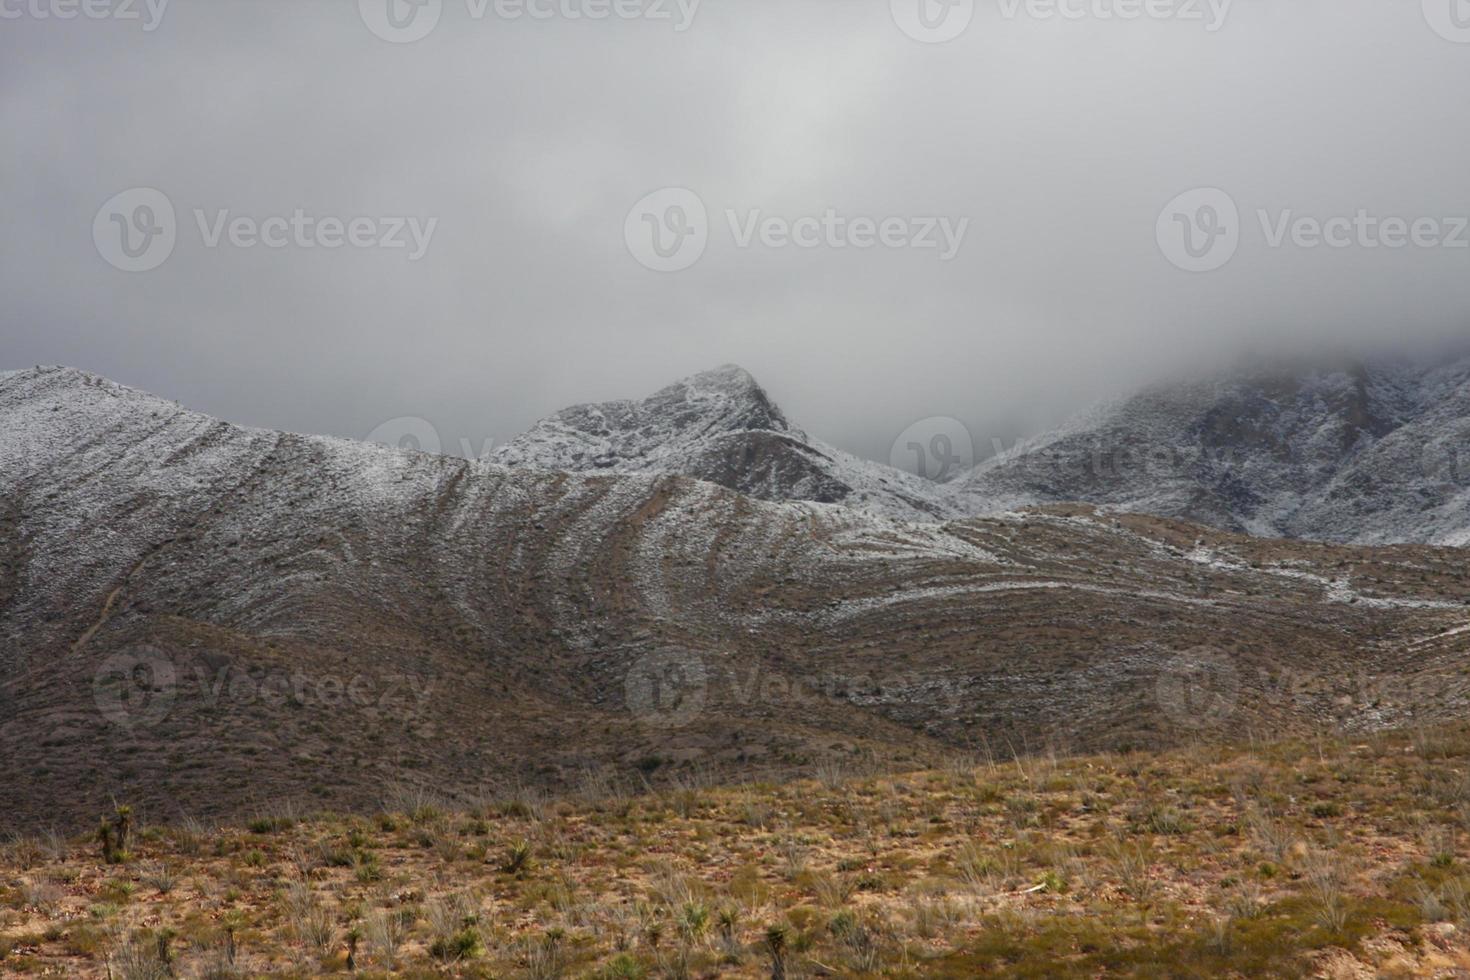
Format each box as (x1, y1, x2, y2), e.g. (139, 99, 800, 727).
(492, 358, 1470, 546)
(950, 356, 1470, 546)
(8, 365, 1470, 827)
(493, 365, 951, 520)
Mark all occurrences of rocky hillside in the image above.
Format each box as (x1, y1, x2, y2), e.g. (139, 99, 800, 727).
(951, 355, 1470, 546)
(5, 367, 1470, 828)
(492, 365, 951, 521)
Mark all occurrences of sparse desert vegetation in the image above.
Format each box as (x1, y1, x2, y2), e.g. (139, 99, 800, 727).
(6, 726, 1470, 977)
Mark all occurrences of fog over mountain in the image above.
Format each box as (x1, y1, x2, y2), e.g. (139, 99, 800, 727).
(5, 0, 1470, 458)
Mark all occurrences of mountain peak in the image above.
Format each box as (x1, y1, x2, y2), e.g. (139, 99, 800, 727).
(647, 364, 789, 435)
(492, 365, 792, 476)
(690, 362, 756, 384)
(681, 363, 762, 394)
(490, 365, 950, 519)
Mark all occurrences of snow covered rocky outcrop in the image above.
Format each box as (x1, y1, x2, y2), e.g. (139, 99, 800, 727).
(492, 365, 953, 521)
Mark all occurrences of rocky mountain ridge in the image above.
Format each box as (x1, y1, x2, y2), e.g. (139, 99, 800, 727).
(951, 355, 1470, 545)
(492, 365, 951, 521)
(494, 358, 1470, 545)
(4, 365, 1470, 827)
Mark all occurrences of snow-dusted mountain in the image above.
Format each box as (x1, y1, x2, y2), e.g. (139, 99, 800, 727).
(492, 365, 952, 521)
(490, 358, 1470, 545)
(950, 355, 1470, 546)
(9, 364, 1470, 826)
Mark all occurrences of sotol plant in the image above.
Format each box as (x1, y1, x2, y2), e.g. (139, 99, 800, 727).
(98, 805, 133, 865)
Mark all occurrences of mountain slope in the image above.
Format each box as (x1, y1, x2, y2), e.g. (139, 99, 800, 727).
(492, 365, 952, 521)
(948, 356, 1470, 545)
(4, 367, 1470, 829)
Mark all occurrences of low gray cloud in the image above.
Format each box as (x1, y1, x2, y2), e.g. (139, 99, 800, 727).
(4, 0, 1470, 463)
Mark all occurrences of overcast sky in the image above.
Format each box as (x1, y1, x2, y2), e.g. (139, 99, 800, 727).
(5, 0, 1470, 464)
